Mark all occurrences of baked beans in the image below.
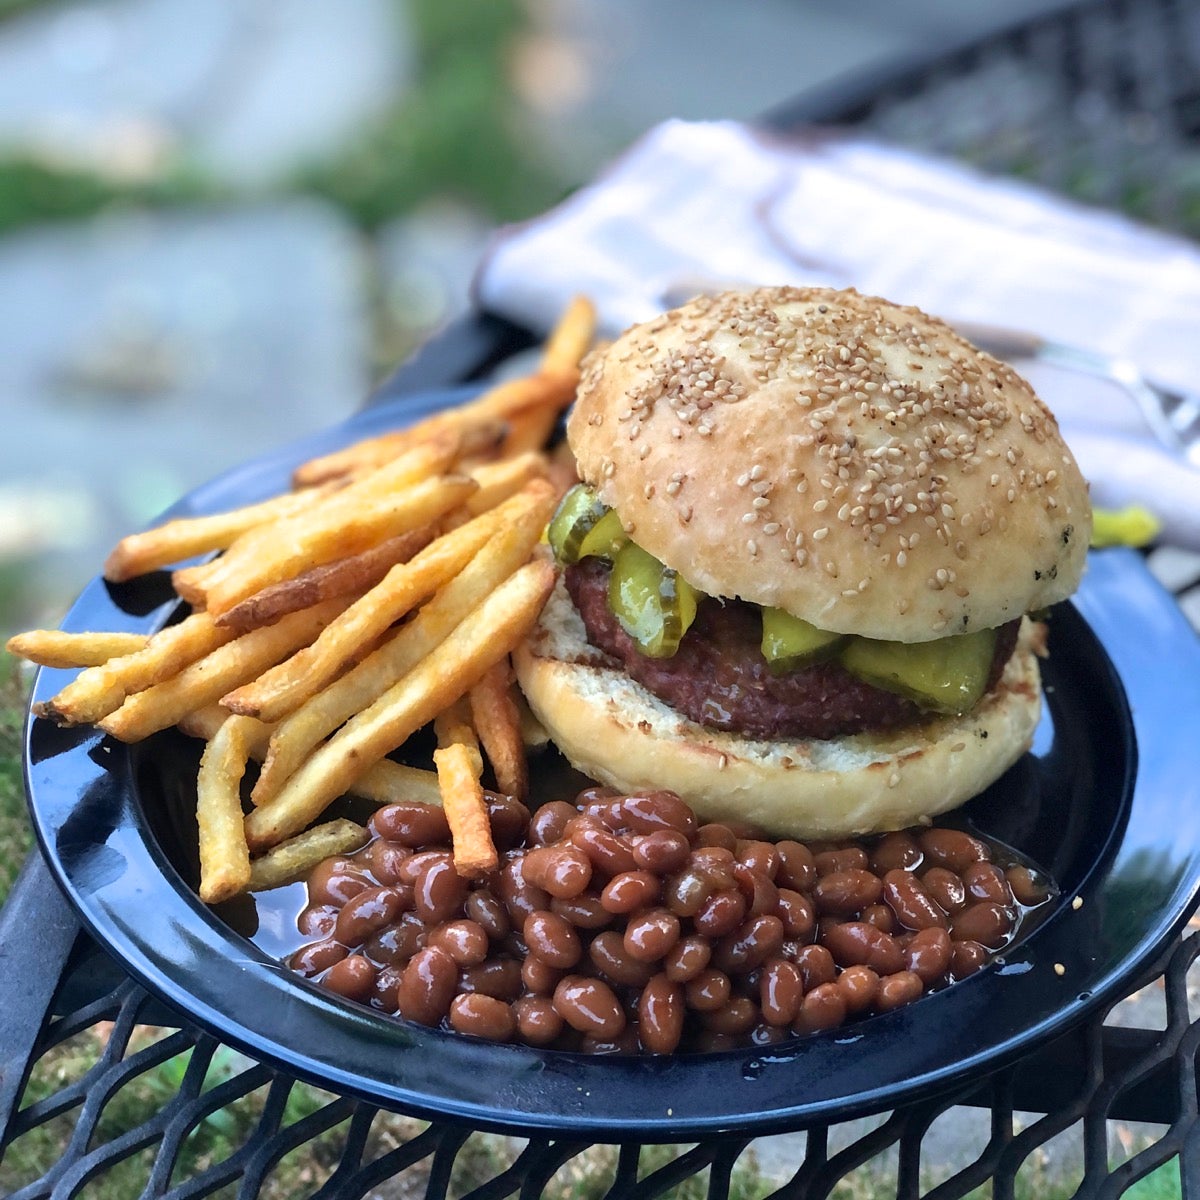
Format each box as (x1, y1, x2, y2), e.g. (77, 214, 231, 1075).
(289, 789, 1055, 1054)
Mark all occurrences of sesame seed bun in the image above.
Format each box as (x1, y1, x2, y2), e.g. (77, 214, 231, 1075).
(568, 286, 1091, 642)
(514, 580, 1045, 839)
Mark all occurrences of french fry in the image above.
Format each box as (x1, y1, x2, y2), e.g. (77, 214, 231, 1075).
(196, 714, 256, 904)
(469, 660, 528, 801)
(178, 704, 441, 805)
(243, 558, 555, 852)
(103, 484, 339, 582)
(464, 453, 549, 517)
(221, 498, 512, 723)
(247, 819, 370, 892)
(540, 295, 597, 378)
(188, 434, 465, 610)
(201, 474, 478, 618)
(36, 611, 237, 726)
(435, 741, 497, 879)
(434, 697, 483, 773)
(7, 629, 150, 668)
(214, 527, 432, 635)
(98, 598, 346, 742)
(250, 481, 555, 806)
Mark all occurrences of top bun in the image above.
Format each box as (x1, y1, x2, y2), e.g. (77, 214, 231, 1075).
(568, 286, 1091, 642)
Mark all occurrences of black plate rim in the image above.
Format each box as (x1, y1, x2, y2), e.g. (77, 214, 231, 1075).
(22, 386, 1200, 1137)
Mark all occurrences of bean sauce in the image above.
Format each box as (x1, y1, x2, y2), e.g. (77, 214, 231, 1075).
(288, 790, 1055, 1054)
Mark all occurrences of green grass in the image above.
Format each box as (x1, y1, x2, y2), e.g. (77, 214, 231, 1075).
(0, 654, 32, 906)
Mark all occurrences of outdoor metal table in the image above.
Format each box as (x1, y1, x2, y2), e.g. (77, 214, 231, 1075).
(4, 309, 1200, 1199)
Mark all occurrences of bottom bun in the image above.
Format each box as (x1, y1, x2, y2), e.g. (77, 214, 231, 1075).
(513, 579, 1044, 840)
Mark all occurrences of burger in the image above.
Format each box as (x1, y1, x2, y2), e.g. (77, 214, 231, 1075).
(513, 286, 1091, 838)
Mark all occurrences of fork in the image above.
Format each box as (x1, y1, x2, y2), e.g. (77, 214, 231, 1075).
(949, 321, 1200, 469)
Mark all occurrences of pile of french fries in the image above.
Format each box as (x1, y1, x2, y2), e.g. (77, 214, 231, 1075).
(8, 298, 595, 905)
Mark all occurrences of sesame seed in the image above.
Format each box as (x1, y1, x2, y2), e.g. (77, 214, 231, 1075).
(1072, 896, 1083, 910)
(1053, 963, 1066, 977)
(747, 539, 759, 556)
(812, 527, 830, 541)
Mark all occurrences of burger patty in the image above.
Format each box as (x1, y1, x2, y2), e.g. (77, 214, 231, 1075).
(565, 559, 1020, 741)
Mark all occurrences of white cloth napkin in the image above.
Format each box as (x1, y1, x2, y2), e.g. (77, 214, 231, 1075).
(475, 119, 1200, 549)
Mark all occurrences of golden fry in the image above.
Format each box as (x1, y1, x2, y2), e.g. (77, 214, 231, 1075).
(7, 629, 150, 668)
(36, 611, 236, 726)
(222, 499, 509, 723)
(249, 481, 554, 806)
(202, 474, 477, 618)
(215, 527, 432, 635)
(196, 714, 256, 904)
(464, 453, 548, 517)
(434, 697, 483, 774)
(540, 295, 597, 377)
(98, 599, 345, 742)
(243, 558, 555, 852)
(469, 659, 528, 801)
(177, 704, 440, 806)
(103, 484, 338, 583)
(435, 741, 497, 879)
(247, 819, 369, 892)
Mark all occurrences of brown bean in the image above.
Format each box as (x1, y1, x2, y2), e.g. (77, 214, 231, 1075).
(550, 892, 612, 930)
(736, 840, 781, 879)
(701, 996, 759, 1036)
(883, 869, 949, 931)
(776, 889, 816, 941)
(624, 908, 681, 963)
(372, 802, 451, 847)
(875, 970, 924, 1012)
(553, 975, 626, 1038)
(792, 983, 846, 1034)
(323, 954, 378, 1002)
(638, 975, 686, 1054)
(365, 840, 412, 885)
(298, 904, 338, 938)
(527, 800, 577, 846)
(521, 952, 563, 996)
(413, 858, 468, 924)
(572, 825, 638, 876)
(524, 910, 582, 969)
(775, 841, 817, 890)
(694, 888, 748, 938)
(922, 866, 967, 913)
(685, 968, 731, 1012)
(662, 936, 711, 983)
(449, 993, 516, 1041)
(663, 868, 713, 918)
(588, 930, 655, 988)
(633, 830, 691, 873)
(814, 847, 869, 876)
(869, 831, 922, 874)
(291, 938, 347, 978)
(459, 958, 523, 1002)
(904, 926, 953, 985)
(495, 859, 549, 924)
(397, 849, 452, 887)
(951, 940, 990, 979)
(371, 964, 402, 1011)
(794, 943, 837, 990)
(514, 995, 564, 1045)
(760, 958, 804, 1026)
(950, 902, 1014, 949)
(918, 828, 989, 873)
(425, 919, 490, 966)
(689, 847, 737, 892)
(521, 844, 592, 899)
(694, 823, 739, 851)
(334, 886, 408, 948)
(734, 864, 780, 916)
(397, 946, 457, 1026)
(822, 922, 905, 975)
(600, 870, 661, 914)
(1006, 864, 1052, 907)
(307, 858, 373, 907)
(365, 911, 427, 964)
(713, 915, 785, 974)
(861, 903, 897, 933)
(963, 861, 1014, 906)
(580, 1027, 640, 1055)
(465, 891, 510, 940)
(615, 791, 698, 836)
(485, 795, 530, 850)
(836, 964, 880, 1014)
(814, 869, 884, 916)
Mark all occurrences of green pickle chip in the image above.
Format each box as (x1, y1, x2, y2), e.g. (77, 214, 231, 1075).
(608, 542, 699, 658)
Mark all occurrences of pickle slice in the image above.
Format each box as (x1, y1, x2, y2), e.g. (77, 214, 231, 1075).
(608, 541, 699, 658)
(547, 484, 608, 564)
(577, 507, 629, 561)
(760, 607, 846, 673)
(839, 628, 999, 715)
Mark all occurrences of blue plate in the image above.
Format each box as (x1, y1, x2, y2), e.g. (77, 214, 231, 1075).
(22, 388, 1200, 1137)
